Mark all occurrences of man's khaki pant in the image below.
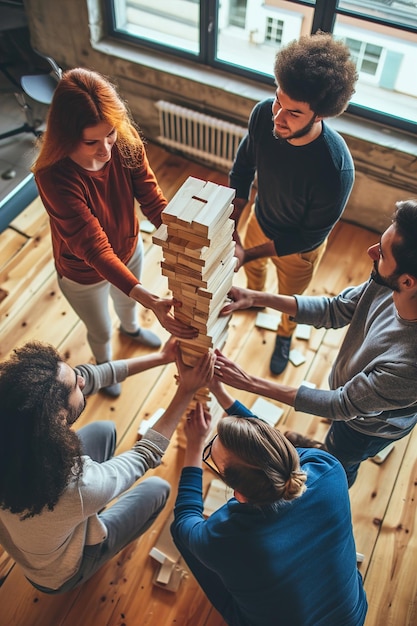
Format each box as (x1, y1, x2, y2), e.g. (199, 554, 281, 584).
(244, 206, 327, 337)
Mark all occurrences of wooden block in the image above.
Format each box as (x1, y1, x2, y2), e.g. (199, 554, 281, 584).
(371, 442, 395, 464)
(163, 197, 205, 228)
(189, 179, 220, 202)
(206, 256, 236, 294)
(165, 224, 211, 247)
(165, 236, 205, 257)
(255, 312, 281, 331)
(162, 177, 234, 238)
(149, 510, 180, 564)
(152, 223, 168, 246)
(295, 324, 312, 340)
(196, 287, 213, 300)
(156, 558, 177, 585)
(289, 349, 307, 367)
(208, 315, 231, 347)
(175, 292, 199, 310)
(179, 343, 208, 357)
(160, 260, 205, 283)
(162, 250, 178, 265)
(137, 408, 165, 438)
(178, 256, 206, 272)
(203, 236, 235, 270)
(203, 479, 234, 517)
(250, 397, 284, 426)
(149, 511, 187, 592)
(165, 209, 234, 250)
(194, 186, 235, 229)
(162, 176, 207, 219)
(201, 242, 236, 281)
(160, 264, 176, 281)
(181, 282, 199, 296)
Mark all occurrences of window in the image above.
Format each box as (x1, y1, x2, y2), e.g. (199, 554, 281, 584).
(265, 17, 284, 45)
(229, 0, 247, 28)
(106, 0, 417, 132)
(345, 38, 383, 77)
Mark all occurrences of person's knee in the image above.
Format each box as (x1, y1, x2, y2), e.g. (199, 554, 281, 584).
(92, 420, 117, 444)
(144, 476, 171, 507)
(78, 420, 116, 439)
(88, 326, 112, 346)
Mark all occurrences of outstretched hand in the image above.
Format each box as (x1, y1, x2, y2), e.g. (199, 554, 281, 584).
(176, 349, 215, 394)
(184, 402, 212, 448)
(159, 336, 178, 364)
(220, 286, 256, 316)
(152, 297, 198, 338)
(208, 374, 236, 411)
(214, 349, 252, 391)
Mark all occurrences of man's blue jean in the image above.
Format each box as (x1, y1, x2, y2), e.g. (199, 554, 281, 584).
(30, 421, 170, 594)
(325, 421, 404, 488)
(171, 527, 243, 626)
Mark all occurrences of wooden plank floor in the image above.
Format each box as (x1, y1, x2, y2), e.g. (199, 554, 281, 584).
(0, 144, 416, 625)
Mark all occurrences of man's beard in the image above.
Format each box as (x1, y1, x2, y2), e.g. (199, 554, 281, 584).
(272, 112, 317, 141)
(371, 261, 400, 291)
(67, 396, 86, 425)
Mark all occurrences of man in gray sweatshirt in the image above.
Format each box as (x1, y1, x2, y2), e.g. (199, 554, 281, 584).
(215, 199, 417, 487)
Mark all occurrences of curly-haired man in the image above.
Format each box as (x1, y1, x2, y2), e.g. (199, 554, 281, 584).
(230, 32, 358, 374)
(0, 339, 214, 593)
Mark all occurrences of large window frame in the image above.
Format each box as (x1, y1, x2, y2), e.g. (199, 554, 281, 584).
(105, 0, 417, 133)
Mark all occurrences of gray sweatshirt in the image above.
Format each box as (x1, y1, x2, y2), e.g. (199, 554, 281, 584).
(294, 279, 417, 438)
(0, 361, 169, 589)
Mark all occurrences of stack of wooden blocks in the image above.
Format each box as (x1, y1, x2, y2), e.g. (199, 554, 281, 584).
(152, 176, 237, 444)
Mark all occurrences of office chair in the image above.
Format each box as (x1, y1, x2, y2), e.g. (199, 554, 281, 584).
(0, 51, 61, 141)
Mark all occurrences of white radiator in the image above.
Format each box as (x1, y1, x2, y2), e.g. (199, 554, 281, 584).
(155, 100, 246, 170)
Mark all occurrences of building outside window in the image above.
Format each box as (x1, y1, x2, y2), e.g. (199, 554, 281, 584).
(345, 39, 383, 77)
(106, 0, 417, 132)
(265, 17, 285, 45)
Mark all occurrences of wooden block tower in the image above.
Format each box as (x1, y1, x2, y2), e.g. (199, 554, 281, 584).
(152, 176, 237, 445)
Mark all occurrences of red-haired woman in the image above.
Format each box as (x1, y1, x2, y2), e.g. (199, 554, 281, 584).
(33, 68, 195, 396)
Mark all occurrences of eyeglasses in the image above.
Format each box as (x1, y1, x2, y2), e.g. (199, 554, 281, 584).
(202, 434, 223, 478)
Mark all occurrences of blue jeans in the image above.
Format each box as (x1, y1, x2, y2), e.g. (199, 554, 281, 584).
(171, 527, 244, 626)
(30, 421, 170, 594)
(325, 421, 404, 488)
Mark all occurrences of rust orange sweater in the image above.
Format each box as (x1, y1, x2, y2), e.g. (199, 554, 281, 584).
(35, 145, 167, 295)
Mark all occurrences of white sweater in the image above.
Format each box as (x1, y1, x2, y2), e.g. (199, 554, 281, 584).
(0, 361, 170, 589)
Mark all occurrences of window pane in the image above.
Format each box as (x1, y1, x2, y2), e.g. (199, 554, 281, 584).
(216, 0, 314, 77)
(334, 16, 417, 125)
(337, 0, 417, 30)
(113, 0, 200, 55)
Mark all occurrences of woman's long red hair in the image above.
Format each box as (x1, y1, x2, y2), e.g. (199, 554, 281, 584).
(32, 67, 143, 173)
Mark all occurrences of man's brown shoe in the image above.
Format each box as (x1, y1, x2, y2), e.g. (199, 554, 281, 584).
(284, 430, 325, 449)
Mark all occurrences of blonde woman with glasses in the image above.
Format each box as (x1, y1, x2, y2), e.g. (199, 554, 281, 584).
(171, 379, 367, 626)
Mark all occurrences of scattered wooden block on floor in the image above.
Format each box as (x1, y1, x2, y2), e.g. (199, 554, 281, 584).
(295, 324, 312, 340)
(149, 511, 187, 592)
(255, 312, 281, 331)
(250, 397, 284, 426)
(289, 349, 306, 367)
(371, 442, 395, 464)
(203, 479, 234, 517)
